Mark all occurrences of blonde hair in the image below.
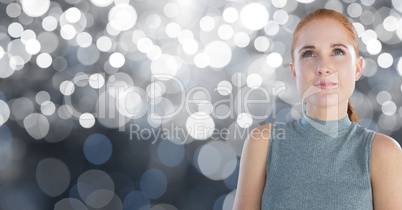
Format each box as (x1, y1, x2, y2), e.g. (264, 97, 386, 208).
(291, 9, 360, 123)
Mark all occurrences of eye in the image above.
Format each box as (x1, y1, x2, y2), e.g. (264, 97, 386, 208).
(302, 51, 314, 58)
(333, 48, 345, 56)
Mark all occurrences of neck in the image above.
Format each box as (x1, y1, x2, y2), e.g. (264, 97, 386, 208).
(305, 101, 348, 121)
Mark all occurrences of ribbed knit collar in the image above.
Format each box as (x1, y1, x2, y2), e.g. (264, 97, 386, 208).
(298, 114, 352, 137)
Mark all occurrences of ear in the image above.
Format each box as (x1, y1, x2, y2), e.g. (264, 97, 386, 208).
(290, 62, 296, 81)
(355, 56, 363, 81)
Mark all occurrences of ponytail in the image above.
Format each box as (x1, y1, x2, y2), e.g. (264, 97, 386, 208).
(347, 100, 359, 124)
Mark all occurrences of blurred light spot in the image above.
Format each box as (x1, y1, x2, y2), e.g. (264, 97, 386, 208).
(392, 0, 402, 13)
(361, 0, 375, 6)
(151, 204, 178, 210)
(6, 3, 21, 18)
(117, 87, 147, 119)
(36, 91, 50, 105)
(10, 97, 34, 121)
(65, 7, 81, 23)
(97, 36, 113, 52)
(36, 53, 52, 68)
(147, 81, 166, 99)
(196, 141, 237, 180)
(234, 32, 250, 48)
(223, 7, 238, 23)
(362, 58, 377, 77)
(25, 39, 41, 55)
(361, 29, 377, 44)
(272, 0, 287, 8)
(21, 29, 36, 44)
(89, 73, 105, 89)
(23, 113, 49, 139)
(217, 80, 232, 96)
(382, 101, 397, 116)
(42, 16, 58, 32)
(58, 105, 73, 120)
(222, 190, 236, 210)
(123, 191, 150, 210)
(198, 100, 213, 114)
(151, 54, 180, 80)
(0, 125, 12, 153)
(366, 39, 381, 55)
(232, 72, 246, 87)
(194, 52, 209, 68)
(36, 158, 70, 197)
(38, 32, 59, 53)
(178, 29, 194, 44)
(205, 41, 232, 68)
(147, 114, 162, 128)
(84, 133, 112, 165)
(200, 16, 215, 32)
(54, 198, 88, 210)
(324, 0, 343, 12)
(146, 14, 161, 29)
(182, 39, 199, 55)
(266, 52, 283, 68)
(137, 37, 153, 53)
(378, 114, 398, 131)
(264, 21, 279, 36)
(77, 45, 100, 66)
(240, 3, 269, 30)
(237, 112, 253, 128)
(383, 16, 399, 32)
(246, 73, 262, 89)
(41, 101, 56, 116)
(8, 22, 23, 38)
(377, 53, 393, 69)
(297, 0, 315, 3)
(218, 24, 233, 40)
(60, 24, 77, 40)
(397, 57, 402, 77)
(186, 112, 215, 140)
(60, 80, 75, 96)
(353, 22, 365, 37)
(90, 0, 113, 7)
(376, 91, 391, 105)
(158, 140, 185, 167)
(79, 112, 95, 128)
(21, 0, 50, 17)
(140, 169, 168, 199)
(0, 100, 10, 126)
(77, 169, 115, 208)
(254, 36, 270, 52)
(109, 52, 125, 68)
(273, 10, 289, 25)
(164, 2, 179, 18)
(109, 4, 137, 31)
(76, 32, 93, 48)
(347, 3, 362, 18)
(165, 22, 181, 38)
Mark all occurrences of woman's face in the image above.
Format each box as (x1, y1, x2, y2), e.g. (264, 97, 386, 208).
(290, 18, 363, 108)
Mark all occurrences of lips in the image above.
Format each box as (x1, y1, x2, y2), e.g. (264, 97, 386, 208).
(313, 80, 338, 90)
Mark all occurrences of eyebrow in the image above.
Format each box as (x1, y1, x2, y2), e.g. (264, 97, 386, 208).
(297, 43, 348, 54)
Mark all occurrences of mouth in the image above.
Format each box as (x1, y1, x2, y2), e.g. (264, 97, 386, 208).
(313, 80, 338, 90)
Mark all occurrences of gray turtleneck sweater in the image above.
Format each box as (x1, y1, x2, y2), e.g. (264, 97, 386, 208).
(261, 115, 375, 209)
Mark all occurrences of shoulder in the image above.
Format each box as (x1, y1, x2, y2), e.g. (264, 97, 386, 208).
(371, 133, 402, 208)
(371, 133, 402, 161)
(241, 123, 273, 157)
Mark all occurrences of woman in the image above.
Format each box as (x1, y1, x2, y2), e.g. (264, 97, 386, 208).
(233, 9, 402, 209)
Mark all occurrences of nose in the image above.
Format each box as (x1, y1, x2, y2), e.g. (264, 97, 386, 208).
(316, 57, 333, 76)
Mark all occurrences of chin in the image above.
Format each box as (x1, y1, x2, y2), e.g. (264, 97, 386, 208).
(305, 93, 345, 107)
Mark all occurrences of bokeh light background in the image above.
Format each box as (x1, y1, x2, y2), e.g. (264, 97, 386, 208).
(0, 0, 402, 209)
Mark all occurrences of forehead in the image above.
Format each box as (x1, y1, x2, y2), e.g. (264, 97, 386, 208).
(295, 18, 353, 46)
